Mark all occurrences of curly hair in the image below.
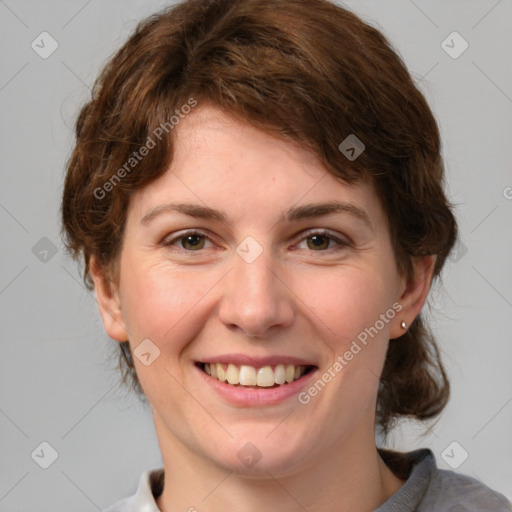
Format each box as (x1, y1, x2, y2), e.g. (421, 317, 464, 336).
(60, 0, 458, 438)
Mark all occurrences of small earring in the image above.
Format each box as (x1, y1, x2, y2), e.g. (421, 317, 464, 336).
(400, 321, 407, 330)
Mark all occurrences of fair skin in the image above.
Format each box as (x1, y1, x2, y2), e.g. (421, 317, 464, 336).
(92, 104, 435, 512)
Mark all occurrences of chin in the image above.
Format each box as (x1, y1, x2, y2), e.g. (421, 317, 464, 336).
(205, 434, 313, 478)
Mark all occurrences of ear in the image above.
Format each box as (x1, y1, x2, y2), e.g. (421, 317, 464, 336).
(389, 255, 436, 339)
(89, 256, 128, 342)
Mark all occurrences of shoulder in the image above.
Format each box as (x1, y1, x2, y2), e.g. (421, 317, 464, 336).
(102, 467, 164, 512)
(103, 497, 130, 512)
(378, 447, 511, 512)
(421, 466, 512, 512)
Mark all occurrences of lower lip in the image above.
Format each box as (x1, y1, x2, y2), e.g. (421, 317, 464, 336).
(195, 364, 318, 407)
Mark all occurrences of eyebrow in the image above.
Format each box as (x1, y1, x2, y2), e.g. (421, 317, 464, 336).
(140, 201, 374, 232)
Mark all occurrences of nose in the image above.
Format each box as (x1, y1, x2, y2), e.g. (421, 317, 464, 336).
(218, 245, 294, 339)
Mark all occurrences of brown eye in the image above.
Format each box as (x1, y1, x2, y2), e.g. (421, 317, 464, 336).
(180, 234, 205, 250)
(296, 230, 349, 252)
(163, 231, 213, 251)
(306, 234, 331, 250)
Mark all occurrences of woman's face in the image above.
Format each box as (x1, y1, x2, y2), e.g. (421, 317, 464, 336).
(96, 104, 427, 476)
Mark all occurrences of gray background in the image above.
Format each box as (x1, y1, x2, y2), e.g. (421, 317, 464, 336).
(1, 0, 511, 510)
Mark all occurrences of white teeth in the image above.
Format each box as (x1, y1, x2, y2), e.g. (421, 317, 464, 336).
(274, 364, 286, 385)
(226, 364, 240, 385)
(203, 362, 310, 387)
(239, 365, 257, 385)
(217, 363, 227, 383)
(257, 366, 275, 387)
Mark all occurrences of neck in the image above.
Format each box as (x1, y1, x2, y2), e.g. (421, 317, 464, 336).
(154, 413, 405, 512)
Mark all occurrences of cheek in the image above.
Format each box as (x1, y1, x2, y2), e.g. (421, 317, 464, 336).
(118, 257, 217, 405)
(296, 264, 393, 347)
(119, 255, 217, 348)
(287, 266, 395, 440)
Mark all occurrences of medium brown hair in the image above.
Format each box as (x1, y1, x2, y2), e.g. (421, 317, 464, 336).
(61, 0, 458, 437)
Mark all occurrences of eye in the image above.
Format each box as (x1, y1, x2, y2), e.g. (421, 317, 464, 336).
(162, 229, 349, 253)
(296, 230, 349, 251)
(163, 231, 214, 251)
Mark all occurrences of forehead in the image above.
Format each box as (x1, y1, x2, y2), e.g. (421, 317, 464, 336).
(128, 104, 386, 231)
(173, 104, 324, 178)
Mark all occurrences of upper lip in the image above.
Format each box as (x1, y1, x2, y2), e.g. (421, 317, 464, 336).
(197, 354, 317, 367)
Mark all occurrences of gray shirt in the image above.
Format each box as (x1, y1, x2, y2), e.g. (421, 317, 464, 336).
(103, 448, 512, 511)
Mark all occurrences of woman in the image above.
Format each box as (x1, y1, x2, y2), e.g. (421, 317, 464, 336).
(60, 0, 511, 510)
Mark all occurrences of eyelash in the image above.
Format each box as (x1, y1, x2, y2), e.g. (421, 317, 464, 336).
(162, 229, 350, 254)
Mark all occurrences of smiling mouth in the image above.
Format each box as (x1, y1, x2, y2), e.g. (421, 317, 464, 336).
(197, 362, 316, 388)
